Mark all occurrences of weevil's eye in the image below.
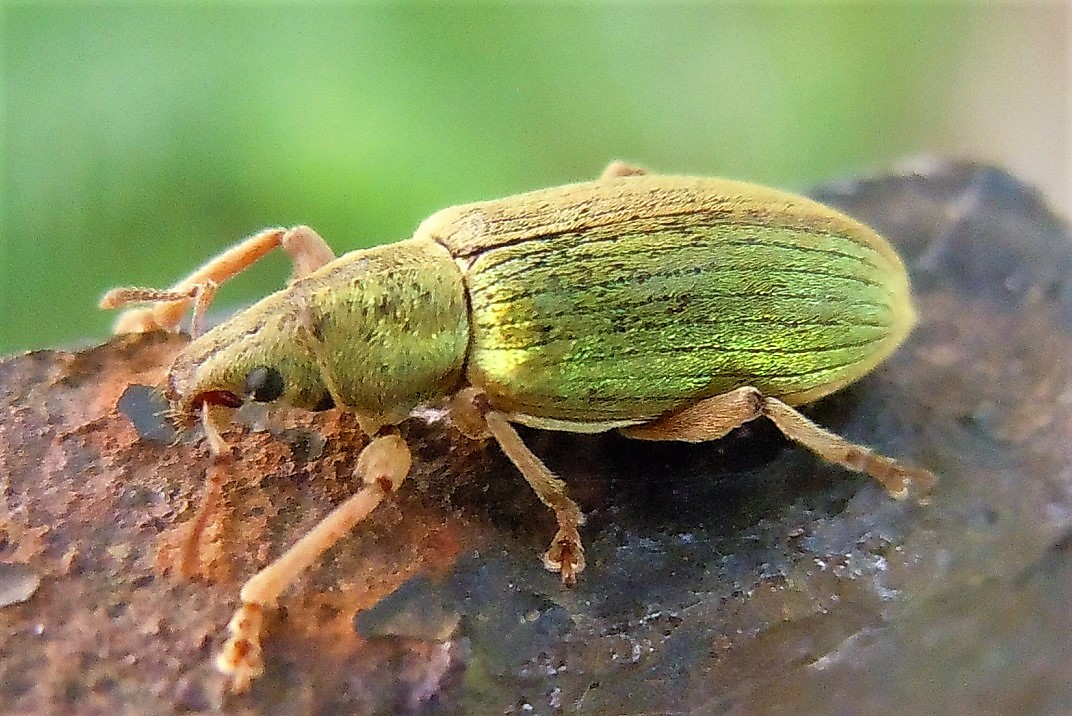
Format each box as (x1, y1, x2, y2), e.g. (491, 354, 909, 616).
(245, 366, 285, 402)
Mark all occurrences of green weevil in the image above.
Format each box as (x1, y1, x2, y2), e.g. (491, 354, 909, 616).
(101, 161, 935, 691)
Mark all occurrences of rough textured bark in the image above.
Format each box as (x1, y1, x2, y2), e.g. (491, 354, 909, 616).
(2, 161, 1071, 714)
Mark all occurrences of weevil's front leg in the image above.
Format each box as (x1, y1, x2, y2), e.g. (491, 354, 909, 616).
(216, 431, 411, 692)
(101, 226, 336, 335)
(622, 387, 936, 501)
(451, 388, 586, 585)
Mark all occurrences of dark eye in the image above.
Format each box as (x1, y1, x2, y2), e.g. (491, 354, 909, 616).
(244, 366, 285, 402)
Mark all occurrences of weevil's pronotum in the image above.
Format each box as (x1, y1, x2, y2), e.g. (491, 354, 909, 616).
(101, 162, 935, 690)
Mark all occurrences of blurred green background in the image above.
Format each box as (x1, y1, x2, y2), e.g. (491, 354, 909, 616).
(3, 5, 1068, 353)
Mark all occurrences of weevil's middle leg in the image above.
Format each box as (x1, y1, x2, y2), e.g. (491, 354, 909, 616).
(451, 388, 586, 585)
(216, 431, 412, 692)
(622, 387, 936, 501)
(101, 225, 336, 335)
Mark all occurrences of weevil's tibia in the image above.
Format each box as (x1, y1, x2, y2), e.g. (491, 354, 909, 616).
(100, 226, 336, 335)
(451, 387, 587, 585)
(216, 431, 412, 692)
(623, 386, 936, 501)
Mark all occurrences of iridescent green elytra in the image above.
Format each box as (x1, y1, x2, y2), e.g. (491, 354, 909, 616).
(102, 163, 932, 691)
(425, 174, 914, 429)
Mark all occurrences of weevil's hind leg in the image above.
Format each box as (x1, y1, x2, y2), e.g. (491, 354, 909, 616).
(101, 225, 336, 335)
(216, 431, 412, 692)
(451, 388, 586, 585)
(761, 398, 936, 500)
(623, 387, 936, 501)
(599, 160, 649, 180)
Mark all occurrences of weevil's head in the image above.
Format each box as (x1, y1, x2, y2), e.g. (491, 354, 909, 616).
(165, 238, 472, 436)
(164, 291, 335, 431)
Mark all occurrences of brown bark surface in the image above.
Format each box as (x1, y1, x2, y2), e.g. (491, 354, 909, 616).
(3, 161, 1071, 714)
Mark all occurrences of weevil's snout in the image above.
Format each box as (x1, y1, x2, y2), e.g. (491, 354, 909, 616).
(167, 365, 282, 420)
(166, 345, 320, 432)
(163, 298, 336, 431)
(164, 356, 246, 431)
(163, 370, 233, 431)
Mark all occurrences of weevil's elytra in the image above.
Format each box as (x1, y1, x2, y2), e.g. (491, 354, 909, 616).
(421, 177, 915, 426)
(100, 161, 935, 691)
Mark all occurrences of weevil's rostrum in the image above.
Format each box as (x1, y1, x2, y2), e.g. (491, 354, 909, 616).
(101, 163, 934, 691)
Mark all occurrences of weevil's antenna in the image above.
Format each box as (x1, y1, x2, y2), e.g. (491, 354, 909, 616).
(101, 226, 337, 336)
(100, 280, 221, 339)
(99, 285, 201, 335)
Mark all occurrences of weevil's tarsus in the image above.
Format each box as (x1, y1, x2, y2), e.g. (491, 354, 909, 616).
(624, 386, 936, 502)
(543, 524, 585, 586)
(103, 226, 337, 335)
(216, 431, 412, 692)
(452, 389, 586, 584)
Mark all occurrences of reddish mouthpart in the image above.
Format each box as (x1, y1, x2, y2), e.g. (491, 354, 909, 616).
(190, 390, 243, 411)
